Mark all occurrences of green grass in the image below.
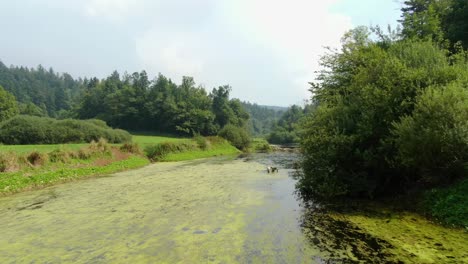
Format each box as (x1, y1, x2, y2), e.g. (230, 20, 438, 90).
(0, 134, 185, 154)
(0, 144, 88, 154)
(132, 135, 188, 147)
(163, 141, 240, 161)
(248, 138, 272, 153)
(0, 156, 149, 196)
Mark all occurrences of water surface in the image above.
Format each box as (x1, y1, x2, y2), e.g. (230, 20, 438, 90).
(0, 154, 323, 263)
(1, 153, 466, 263)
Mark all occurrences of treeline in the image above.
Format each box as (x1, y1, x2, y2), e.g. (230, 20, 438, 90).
(75, 72, 249, 137)
(298, 0, 468, 201)
(0, 62, 83, 117)
(267, 104, 314, 144)
(241, 102, 285, 136)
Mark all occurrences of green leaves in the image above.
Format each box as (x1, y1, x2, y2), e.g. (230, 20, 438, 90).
(0, 85, 18, 122)
(299, 34, 468, 200)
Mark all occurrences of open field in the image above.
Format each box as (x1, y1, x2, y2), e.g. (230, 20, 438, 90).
(0, 134, 187, 154)
(132, 135, 188, 147)
(0, 144, 88, 154)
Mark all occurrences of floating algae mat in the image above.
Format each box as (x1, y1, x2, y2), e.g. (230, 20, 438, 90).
(0, 153, 466, 263)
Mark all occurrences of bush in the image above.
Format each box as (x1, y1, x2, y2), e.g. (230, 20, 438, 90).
(120, 142, 143, 155)
(48, 149, 71, 163)
(26, 151, 49, 166)
(0, 115, 131, 144)
(194, 135, 210, 150)
(267, 129, 299, 144)
(76, 147, 93, 160)
(145, 141, 196, 161)
(0, 152, 19, 172)
(392, 83, 468, 185)
(423, 178, 468, 227)
(218, 124, 251, 150)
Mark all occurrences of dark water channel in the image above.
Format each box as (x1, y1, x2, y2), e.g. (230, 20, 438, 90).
(0, 153, 466, 263)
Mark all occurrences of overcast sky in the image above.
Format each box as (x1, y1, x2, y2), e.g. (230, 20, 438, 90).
(0, 0, 401, 106)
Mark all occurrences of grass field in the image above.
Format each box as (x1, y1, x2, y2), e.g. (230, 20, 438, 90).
(132, 135, 188, 147)
(0, 134, 187, 154)
(0, 143, 88, 154)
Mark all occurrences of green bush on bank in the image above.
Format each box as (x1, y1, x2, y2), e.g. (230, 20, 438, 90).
(0, 115, 131, 144)
(145, 141, 197, 161)
(218, 124, 250, 150)
(423, 178, 468, 227)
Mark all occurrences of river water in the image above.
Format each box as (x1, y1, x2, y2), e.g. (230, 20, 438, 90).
(0, 153, 466, 263)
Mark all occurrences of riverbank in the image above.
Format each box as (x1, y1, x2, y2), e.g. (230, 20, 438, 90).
(0, 143, 150, 196)
(0, 136, 241, 196)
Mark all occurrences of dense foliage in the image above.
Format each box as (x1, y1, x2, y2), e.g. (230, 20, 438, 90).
(218, 124, 251, 150)
(0, 62, 83, 117)
(76, 72, 250, 137)
(267, 105, 312, 144)
(0, 115, 131, 144)
(241, 102, 285, 136)
(0, 62, 251, 139)
(298, 1, 468, 201)
(0, 85, 19, 122)
(400, 0, 468, 49)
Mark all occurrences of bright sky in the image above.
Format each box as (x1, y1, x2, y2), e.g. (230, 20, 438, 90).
(0, 0, 402, 106)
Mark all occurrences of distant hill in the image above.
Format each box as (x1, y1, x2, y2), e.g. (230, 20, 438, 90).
(241, 102, 286, 136)
(261, 105, 288, 112)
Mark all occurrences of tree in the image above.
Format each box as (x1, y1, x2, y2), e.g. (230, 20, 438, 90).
(298, 29, 466, 200)
(400, 0, 468, 49)
(0, 85, 19, 122)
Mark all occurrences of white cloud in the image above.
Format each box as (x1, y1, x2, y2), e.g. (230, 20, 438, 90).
(136, 31, 205, 78)
(84, 0, 141, 22)
(86, 0, 352, 105)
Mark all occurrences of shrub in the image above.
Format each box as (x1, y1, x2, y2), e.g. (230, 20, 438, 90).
(256, 142, 272, 153)
(194, 135, 210, 150)
(0, 152, 19, 172)
(48, 149, 71, 163)
(145, 141, 196, 161)
(392, 83, 468, 185)
(0, 115, 131, 145)
(120, 142, 142, 155)
(423, 178, 468, 227)
(26, 151, 49, 166)
(206, 136, 226, 145)
(76, 147, 93, 160)
(92, 138, 111, 153)
(218, 124, 251, 150)
(267, 129, 299, 144)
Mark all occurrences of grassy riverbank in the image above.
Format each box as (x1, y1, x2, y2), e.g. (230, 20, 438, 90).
(0, 139, 149, 196)
(0, 135, 242, 196)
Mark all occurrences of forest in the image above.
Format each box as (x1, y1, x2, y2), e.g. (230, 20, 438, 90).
(0, 66, 296, 151)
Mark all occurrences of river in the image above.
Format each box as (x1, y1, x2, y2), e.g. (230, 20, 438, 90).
(0, 153, 466, 263)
